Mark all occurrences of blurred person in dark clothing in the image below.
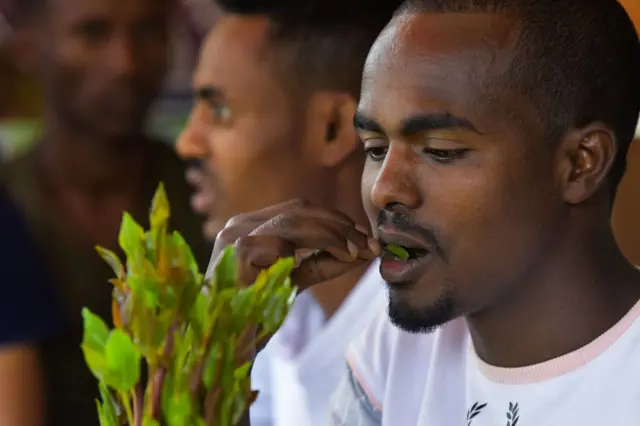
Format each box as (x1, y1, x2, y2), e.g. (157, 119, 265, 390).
(0, 185, 62, 426)
(0, 0, 210, 424)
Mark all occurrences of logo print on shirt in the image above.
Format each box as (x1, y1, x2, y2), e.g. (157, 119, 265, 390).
(466, 401, 520, 425)
(466, 402, 487, 425)
(506, 402, 520, 426)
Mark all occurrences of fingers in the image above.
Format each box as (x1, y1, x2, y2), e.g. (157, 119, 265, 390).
(250, 214, 378, 262)
(233, 235, 296, 284)
(291, 252, 371, 292)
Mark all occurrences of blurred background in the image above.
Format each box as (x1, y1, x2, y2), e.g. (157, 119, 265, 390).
(0, 0, 221, 159)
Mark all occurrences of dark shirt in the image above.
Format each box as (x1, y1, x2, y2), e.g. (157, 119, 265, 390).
(0, 188, 61, 345)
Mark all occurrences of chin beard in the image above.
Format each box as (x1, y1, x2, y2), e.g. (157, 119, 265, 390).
(388, 290, 455, 334)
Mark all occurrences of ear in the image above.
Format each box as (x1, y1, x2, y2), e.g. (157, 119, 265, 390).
(306, 91, 358, 168)
(560, 123, 617, 205)
(6, 23, 40, 74)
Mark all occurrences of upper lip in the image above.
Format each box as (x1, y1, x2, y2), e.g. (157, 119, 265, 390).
(377, 226, 432, 251)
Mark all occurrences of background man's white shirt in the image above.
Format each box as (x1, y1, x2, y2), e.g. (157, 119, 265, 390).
(251, 263, 386, 426)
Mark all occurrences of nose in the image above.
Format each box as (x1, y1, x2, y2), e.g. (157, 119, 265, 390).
(107, 37, 137, 78)
(176, 109, 209, 159)
(370, 143, 422, 210)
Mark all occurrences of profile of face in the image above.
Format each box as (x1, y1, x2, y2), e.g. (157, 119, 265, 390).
(177, 15, 354, 237)
(33, 0, 170, 140)
(358, 12, 605, 333)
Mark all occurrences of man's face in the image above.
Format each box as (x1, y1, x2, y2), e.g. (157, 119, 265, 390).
(36, 0, 169, 140)
(177, 16, 323, 237)
(358, 12, 566, 333)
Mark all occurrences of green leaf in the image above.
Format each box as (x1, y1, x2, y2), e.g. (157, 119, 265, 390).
(142, 417, 161, 426)
(118, 213, 144, 259)
(173, 231, 200, 278)
(234, 361, 253, 381)
(202, 343, 221, 390)
(384, 244, 410, 260)
(96, 246, 124, 280)
(104, 329, 141, 392)
(81, 308, 111, 380)
(229, 288, 256, 328)
(231, 388, 249, 426)
(98, 382, 119, 426)
(215, 246, 238, 290)
(165, 392, 193, 426)
(150, 183, 170, 229)
(264, 257, 295, 289)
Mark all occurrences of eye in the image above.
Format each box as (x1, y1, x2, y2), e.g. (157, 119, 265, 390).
(424, 148, 470, 164)
(211, 102, 232, 122)
(364, 144, 388, 161)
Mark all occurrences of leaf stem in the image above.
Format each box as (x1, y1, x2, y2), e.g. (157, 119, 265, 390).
(119, 391, 134, 425)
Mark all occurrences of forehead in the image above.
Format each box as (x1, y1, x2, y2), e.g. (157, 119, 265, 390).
(360, 11, 524, 131)
(46, 0, 169, 23)
(194, 16, 286, 107)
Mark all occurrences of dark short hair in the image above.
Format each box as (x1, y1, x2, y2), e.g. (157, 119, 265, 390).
(217, 0, 403, 98)
(402, 0, 640, 195)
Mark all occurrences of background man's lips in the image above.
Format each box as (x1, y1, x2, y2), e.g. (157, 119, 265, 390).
(191, 191, 216, 213)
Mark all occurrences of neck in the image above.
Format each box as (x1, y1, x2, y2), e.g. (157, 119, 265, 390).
(38, 122, 150, 194)
(467, 225, 640, 368)
(310, 158, 372, 318)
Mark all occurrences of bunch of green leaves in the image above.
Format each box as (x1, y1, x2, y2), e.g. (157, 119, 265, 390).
(81, 184, 297, 426)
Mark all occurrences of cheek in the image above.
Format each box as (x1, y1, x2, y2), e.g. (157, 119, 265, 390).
(207, 124, 305, 213)
(361, 163, 379, 234)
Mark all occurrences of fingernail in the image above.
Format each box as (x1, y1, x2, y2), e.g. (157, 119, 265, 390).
(355, 223, 369, 235)
(347, 240, 359, 259)
(367, 238, 381, 255)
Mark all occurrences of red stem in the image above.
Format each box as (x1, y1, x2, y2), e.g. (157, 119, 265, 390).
(133, 383, 143, 426)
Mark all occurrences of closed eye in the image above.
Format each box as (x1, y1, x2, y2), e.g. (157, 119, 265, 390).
(424, 148, 470, 163)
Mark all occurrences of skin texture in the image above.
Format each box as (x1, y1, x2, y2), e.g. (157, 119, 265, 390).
(0, 346, 45, 426)
(177, 14, 373, 317)
(210, 10, 640, 381)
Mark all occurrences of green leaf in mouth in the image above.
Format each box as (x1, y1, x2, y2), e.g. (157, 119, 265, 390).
(384, 244, 410, 260)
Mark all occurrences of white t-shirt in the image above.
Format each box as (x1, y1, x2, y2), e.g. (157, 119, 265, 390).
(251, 263, 386, 426)
(330, 294, 640, 425)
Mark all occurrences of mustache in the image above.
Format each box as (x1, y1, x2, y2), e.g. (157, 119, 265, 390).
(377, 209, 445, 259)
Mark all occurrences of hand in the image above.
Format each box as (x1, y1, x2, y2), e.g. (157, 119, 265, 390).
(205, 199, 380, 291)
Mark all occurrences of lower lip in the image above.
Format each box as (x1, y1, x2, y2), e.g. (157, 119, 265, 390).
(191, 191, 215, 214)
(380, 252, 432, 285)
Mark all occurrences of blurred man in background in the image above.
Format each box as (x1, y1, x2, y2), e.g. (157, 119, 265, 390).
(176, 0, 399, 424)
(0, 0, 210, 424)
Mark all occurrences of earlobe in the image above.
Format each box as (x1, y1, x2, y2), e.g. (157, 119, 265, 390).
(563, 126, 617, 204)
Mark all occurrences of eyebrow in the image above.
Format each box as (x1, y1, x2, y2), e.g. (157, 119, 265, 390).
(353, 112, 481, 136)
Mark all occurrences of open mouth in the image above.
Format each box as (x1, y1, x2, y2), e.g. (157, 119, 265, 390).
(383, 244, 429, 261)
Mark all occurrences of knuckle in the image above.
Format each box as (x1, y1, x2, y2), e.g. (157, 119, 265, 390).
(270, 213, 296, 230)
(288, 198, 310, 209)
(224, 214, 247, 229)
(216, 226, 241, 246)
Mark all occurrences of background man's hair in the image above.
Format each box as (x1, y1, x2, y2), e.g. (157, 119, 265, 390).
(403, 0, 640, 196)
(217, 0, 403, 98)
